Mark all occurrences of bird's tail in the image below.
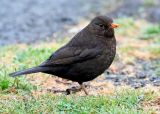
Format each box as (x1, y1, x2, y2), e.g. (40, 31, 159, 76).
(9, 67, 46, 77)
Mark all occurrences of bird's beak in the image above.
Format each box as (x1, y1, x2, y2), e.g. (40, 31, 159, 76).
(111, 23, 119, 28)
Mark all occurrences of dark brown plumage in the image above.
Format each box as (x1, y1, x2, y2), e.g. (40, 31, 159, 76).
(9, 16, 119, 95)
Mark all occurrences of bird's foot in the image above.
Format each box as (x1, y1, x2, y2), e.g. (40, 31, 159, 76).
(47, 84, 89, 95)
(66, 86, 81, 95)
(66, 84, 89, 95)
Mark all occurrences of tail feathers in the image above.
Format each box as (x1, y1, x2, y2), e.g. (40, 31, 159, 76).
(9, 67, 46, 77)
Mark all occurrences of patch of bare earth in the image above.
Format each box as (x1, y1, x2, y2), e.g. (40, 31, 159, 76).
(27, 74, 116, 96)
(142, 97, 160, 114)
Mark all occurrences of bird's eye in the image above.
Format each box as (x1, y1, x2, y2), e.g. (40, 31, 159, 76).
(99, 24, 105, 28)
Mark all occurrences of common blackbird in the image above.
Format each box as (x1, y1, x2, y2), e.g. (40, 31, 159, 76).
(10, 16, 119, 95)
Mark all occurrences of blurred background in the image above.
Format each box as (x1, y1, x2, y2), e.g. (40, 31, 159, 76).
(0, 0, 160, 45)
(0, 0, 160, 113)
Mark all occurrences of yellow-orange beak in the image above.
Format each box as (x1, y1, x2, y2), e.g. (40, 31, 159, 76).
(111, 23, 119, 28)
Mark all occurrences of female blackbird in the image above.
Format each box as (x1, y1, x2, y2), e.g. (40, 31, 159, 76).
(10, 16, 119, 95)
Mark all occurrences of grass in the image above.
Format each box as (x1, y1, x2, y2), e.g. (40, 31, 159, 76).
(139, 24, 160, 40)
(114, 18, 138, 36)
(143, 0, 157, 7)
(0, 17, 160, 113)
(0, 44, 59, 92)
(139, 24, 160, 58)
(115, 18, 160, 58)
(0, 89, 156, 114)
(146, 44, 160, 57)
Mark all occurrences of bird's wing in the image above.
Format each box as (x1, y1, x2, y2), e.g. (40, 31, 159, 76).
(39, 46, 102, 67)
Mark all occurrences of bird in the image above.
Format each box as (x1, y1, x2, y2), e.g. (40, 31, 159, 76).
(9, 15, 119, 95)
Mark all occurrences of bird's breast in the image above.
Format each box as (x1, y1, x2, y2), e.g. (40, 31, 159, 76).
(69, 42, 116, 76)
(64, 37, 116, 82)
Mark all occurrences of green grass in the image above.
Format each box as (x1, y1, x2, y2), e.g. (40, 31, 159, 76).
(0, 90, 155, 114)
(0, 65, 36, 93)
(13, 47, 54, 69)
(143, 0, 156, 7)
(138, 24, 160, 57)
(0, 45, 58, 91)
(115, 18, 138, 36)
(139, 24, 160, 40)
(146, 44, 160, 57)
(118, 45, 136, 53)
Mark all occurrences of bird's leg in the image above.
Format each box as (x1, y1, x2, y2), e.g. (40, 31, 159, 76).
(66, 83, 89, 95)
(80, 83, 89, 95)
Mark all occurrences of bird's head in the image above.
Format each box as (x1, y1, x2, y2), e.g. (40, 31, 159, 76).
(87, 16, 119, 37)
